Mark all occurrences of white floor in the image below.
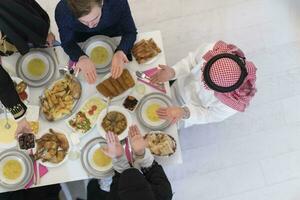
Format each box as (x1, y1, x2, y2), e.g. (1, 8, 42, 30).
(38, 0, 300, 199)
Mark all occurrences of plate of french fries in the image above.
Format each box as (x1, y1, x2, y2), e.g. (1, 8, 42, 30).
(40, 75, 82, 121)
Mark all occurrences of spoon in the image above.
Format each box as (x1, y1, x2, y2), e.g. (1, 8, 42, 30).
(4, 108, 10, 129)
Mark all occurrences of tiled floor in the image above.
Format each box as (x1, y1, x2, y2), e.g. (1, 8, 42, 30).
(37, 0, 300, 199)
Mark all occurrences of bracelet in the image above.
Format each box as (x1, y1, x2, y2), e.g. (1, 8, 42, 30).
(181, 106, 190, 119)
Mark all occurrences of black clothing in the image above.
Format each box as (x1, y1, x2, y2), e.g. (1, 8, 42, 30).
(0, 184, 61, 200)
(0, 64, 26, 119)
(0, 0, 50, 55)
(87, 163, 173, 200)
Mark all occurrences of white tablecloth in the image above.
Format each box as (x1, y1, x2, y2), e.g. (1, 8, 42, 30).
(0, 31, 182, 192)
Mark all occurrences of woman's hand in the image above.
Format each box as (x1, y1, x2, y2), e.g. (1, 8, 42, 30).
(46, 32, 56, 47)
(150, 65, 175, 84)
(156, 106, 185, 124)
(128, 125, 146, 156)
(102, 131, 124, 158)
(111, 51, 129, 79)
(76, 56, 97, 84)
(15, 118, 32, 138)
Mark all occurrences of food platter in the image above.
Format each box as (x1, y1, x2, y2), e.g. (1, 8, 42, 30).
(11, 77, 30, 104)
(16, 50, 56, 87)
(96, 69, 136, 102)
(97, 106, 132, 141)
(144, 131, 176, 157)
(132, 38, 162, 65)
(66, 95, 106, 138)
(82, 35, 117, 74)
(0, 149, 34, 190)
(81, 137, 114, 179)
(33, 128, 71, 168)
(136, 92, 173, 130)
(40, 74, 82, 122)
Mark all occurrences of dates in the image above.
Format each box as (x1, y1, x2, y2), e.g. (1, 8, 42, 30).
(19, 133, 35, 150)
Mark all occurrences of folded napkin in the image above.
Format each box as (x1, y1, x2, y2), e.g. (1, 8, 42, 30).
(124, 138, 133, 165)
(137, 67, 166, 93)
(25, 162, 48, 189)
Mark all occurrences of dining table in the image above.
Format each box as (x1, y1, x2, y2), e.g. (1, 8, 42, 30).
(0, 30, 182, 193)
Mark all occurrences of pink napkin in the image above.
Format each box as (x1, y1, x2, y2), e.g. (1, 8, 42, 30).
(25, 162, 48, 189)
(137, 67, 166, 93)
(124, 138, 133, 165)
(68, 60, 76, 70)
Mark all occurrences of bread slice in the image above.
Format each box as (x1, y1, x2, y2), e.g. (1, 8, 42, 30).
(96, 83, 113, 98)
(121, 69, 135, 88)
(102, 79, 118, 97)
(109, 77, 125, 94)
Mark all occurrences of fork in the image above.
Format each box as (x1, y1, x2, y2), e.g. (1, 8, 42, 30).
(29, 149, 37, 185)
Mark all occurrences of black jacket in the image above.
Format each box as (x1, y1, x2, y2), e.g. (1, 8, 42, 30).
(0, 0, 51, 119)
(0, 0, 50, 55)
(0, 64, 27, 119)
(88, 161, 173, 200)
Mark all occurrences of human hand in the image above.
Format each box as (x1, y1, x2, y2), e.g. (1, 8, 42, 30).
(150, 65, 175, 84)
(156, 106, 185, 124)
(128, 125, 146, 156)
(111, 51, 128, 79)
(76, 56, 97, 84)
(15, 118, 32, 138)
(46, 32, 56, 47)
(102, 131, 124, 158)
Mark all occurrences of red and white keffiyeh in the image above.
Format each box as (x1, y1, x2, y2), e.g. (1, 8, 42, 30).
(202, 41, 257, 112)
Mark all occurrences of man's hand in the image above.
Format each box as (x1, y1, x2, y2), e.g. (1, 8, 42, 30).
(15, 118, 32, 138)
(150, 65, 175, 84)
(76, 56, 97, 84)
(46, 32, 56, 47)
(111, 51, 128, 79)
(128, 125, 146, 156)
(102, 131, 124, 158)
(156, 106, 185, 124)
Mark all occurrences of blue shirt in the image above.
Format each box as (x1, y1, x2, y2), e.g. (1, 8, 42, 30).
(55, 0, 137, 61)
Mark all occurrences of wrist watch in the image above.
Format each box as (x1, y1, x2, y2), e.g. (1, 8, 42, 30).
(181, 106, 190, 119)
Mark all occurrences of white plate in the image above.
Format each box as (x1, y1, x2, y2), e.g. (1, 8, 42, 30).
(144, 131, 177, 157)
(40, 75, 82, 122)
(141, 98, 168, 128)
(0, 149, 33, 190)
(34, 128, 71, 168)
(16, 50, 56, 87)
(96, 71, 135, 102)
(96, 106, 132, 141)
(133, 52, 161, 66)
(0, 156, 26, 185)
(11, 77, 30, 104)
(0, 116, 18, 149)
(136, 92, 173, 130)
(88, 143, 112, 172)
(66, 95, 106, 138)
(80, 137, 114, 178)
(82, 35, 117, 74)
(85, 41, 113, 69)
(132, 38, 162, 66)
(21, 53, 50, 81)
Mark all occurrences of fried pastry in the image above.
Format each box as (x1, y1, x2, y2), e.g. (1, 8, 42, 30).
(96, 69, 135, 98)
(132, 38, 161, 64)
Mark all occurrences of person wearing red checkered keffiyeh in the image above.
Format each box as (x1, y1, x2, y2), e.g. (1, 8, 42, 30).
(150, 41, 257, 128)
